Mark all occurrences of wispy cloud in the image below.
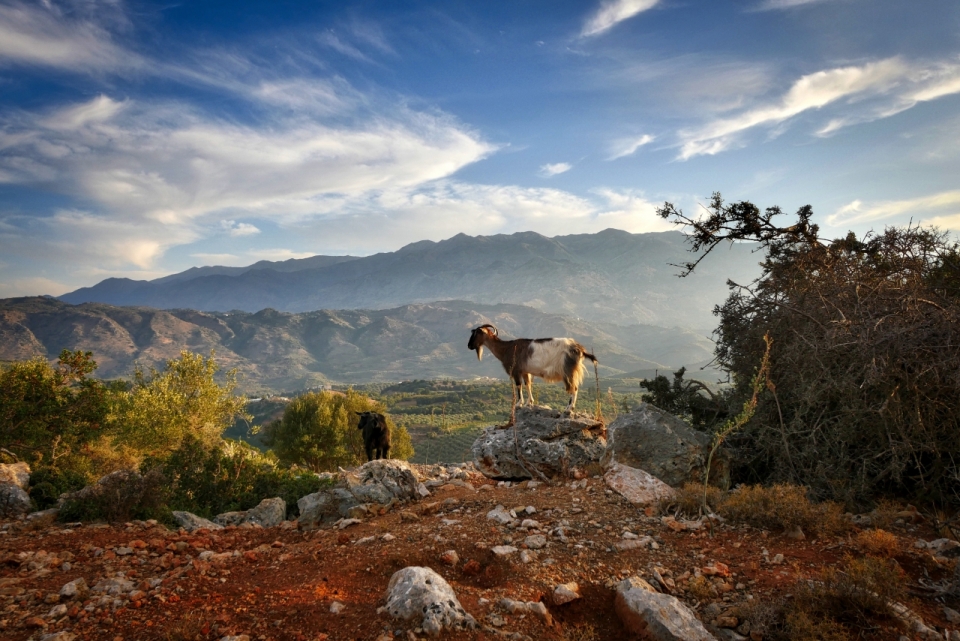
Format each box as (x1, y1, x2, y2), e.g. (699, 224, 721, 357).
(538, 162, 572, 177)
(755, 0, 834, 11)
(609, 134, 654, 160)
(0, 0, 139, 72)
(677, 57, 960, 160)
(581, 0, 659, 38)
(827, 190, 960, 227)
(249, 248, 318, 261)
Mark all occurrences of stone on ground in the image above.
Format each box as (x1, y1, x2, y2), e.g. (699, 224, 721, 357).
(384, 566, 477, 636)
(472, 406, 606, 480)
(172, 511, 223, 532)
(602, 403, 728, 487)
(215, 497, 286, 528)
(604, 461, 676, 506)
(0, 483, 31, 519)
(615, 576, 716, 641)
(553, 582, 581, 605)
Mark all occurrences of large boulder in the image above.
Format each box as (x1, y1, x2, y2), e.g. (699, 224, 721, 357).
(602, 403, 728, 488)
(604, 461, 676, 507)
(215, 497, 286, 528)
(472, 406, 606, 480)
(0, 483, 31, 519)
(383, 566, 477, 636)
(298, 459, 426, 528)
(0, 462, 30, 489)
(615, 576, 716, 641)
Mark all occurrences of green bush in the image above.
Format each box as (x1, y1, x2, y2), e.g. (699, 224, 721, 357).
(146, 438, 332, 519)
(27, 466, 89, 510)
(58, 468, 170, 523)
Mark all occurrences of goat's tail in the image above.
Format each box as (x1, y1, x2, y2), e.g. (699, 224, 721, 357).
(582, 350, 598, 364)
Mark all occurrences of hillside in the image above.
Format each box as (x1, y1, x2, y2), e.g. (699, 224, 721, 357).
(60, 229, 761, 331)
(0, 297, 716, 392)
(1, 475, 952, 641)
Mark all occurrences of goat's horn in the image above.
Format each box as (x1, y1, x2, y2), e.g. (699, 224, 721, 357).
(478, 324, 498, 336)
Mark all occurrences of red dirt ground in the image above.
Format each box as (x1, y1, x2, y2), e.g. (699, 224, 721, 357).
(1, 478, 957, 641)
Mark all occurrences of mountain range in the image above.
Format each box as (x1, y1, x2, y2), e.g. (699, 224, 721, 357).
(60, 229, 761, 332)
(0, 297, 718, 392)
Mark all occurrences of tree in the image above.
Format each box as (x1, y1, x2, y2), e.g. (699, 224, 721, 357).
(659, 193, 960, 507)
(263, 390, 414, 472)
(0, 350, 109, 466)
(113, 351, 249, 456)
(639, 367, 731, 430)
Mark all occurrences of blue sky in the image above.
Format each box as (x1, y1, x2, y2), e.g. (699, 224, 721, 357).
(1, 0, 959, 296)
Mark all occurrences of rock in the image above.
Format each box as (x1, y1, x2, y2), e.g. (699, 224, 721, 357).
(785, 525, 805, 540)
(487, 505, 516, 525)
(0, 462, 30, 489)
(47, 603, 68, 618)
(553, 582, 580, 605)
(92, 577, 135, 596)
(0, 483, 31, 519)
(927, 538, 960, 558)
(384, 566, 477, 636)
(440, 550, 459, 566)
(329, 601, 345, 614)
(172, 511, 223, 532)
(40, 633, 77, 641)
(492, 546, 518, 557)
(614, 536, 655, 552)
(472, 406, 606, 480)
(944, 606, 960, 624)
(615, 576, 717, 641)
(22, 507, 59, 530)
(219, 636, 250, 641)
(523, 535, 547, 549)
(499, 598, 552, 625)
(215, 497, 286, 528)
(520, 519, 541, 529)
(519, 550, 538, 564)
(602, 403, 729, 488)
(604, 461, 676, 506)
(298, 460, 424, 528)
(60, 578, 89, 601)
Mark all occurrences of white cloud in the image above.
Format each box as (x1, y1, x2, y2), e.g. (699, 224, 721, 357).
(827, 190, 960, 228)
(0, 0, 139, 72)
(538, 162, 572, 177)
(191, 253, 241, 264)
(581, 0, 659, 38)
(0, 276, 72, 298)
(677, 57, 960, 160)
(221, 220, 261, 237)
(609, 134, 654, 160)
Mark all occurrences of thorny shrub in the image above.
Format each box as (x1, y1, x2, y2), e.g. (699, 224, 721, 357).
(854, 528, 901, 558)
(671, 482, 723, 517)
(717, 484, 847, 536)
(659, 194, 960, 508)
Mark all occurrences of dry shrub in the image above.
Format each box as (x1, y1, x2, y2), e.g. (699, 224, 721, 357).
(686, 575, 715, 601)
(58, 468, 169, 523)
(737, 599, 782, 640)
(781, 610, 851, 641)
(796, 556, 904, 625)
(869, 498, 905, 531)
(561, 623, 599, 641)
(718, 483, 848, 536)
(672, 482, 723, 517)
(855, 529, 900, 558)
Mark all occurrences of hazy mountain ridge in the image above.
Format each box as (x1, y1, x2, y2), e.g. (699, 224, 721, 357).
(0, 297, 716, 393)
(60, 229, 761, 331)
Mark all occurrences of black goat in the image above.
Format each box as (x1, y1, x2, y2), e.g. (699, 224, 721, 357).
(355, 411, 391, 462)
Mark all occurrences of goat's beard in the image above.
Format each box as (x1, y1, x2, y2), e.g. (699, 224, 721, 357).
(476, 346, 483, 361)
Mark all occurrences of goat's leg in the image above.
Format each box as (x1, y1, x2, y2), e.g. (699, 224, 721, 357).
(516, 378, 526, 406)
(566, 387, 579, 413)
(365, 444, 374, 462)
(383, 445, 391, 460)
(525, 374, 534, 406)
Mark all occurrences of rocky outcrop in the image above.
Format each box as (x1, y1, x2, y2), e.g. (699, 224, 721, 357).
(0, 483, 31, 519)
(0, 462, 30, 489)
(172, 511, 222, 532)
(472, 406, 606, 480)
(215, 497, 286, 528)
(602, 403, 728, 488)
(383, 566, 477, 636)
(298, 459, 428, 528)
(604, 461, 676, 507)
(615, 576, 716, 641)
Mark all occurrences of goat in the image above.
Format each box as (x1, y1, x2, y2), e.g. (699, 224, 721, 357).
(467, 324, 598, 416)
(355, 411, 391, 462)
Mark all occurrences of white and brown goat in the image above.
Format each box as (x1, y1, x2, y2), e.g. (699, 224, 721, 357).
(467, 324, 597, 415)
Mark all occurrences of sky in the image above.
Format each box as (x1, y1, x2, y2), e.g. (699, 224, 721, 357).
(1, 0, 959, 297)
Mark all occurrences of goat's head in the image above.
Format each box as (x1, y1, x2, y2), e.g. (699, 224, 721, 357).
(355, 411, 382, 431)
(467, 324, 498, 360)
